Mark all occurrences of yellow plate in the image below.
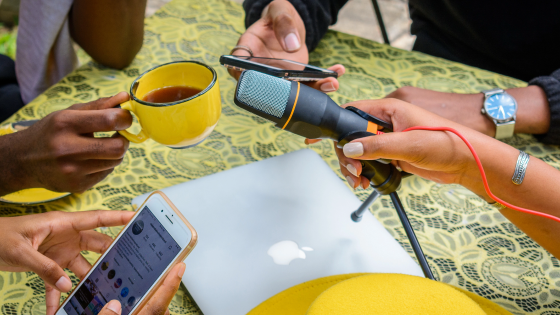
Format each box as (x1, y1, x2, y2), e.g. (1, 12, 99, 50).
(0, 188, 70, 205)
(0, 120, 71, 204)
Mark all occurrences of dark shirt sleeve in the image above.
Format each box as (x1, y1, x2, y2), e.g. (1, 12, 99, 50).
(243, 0, 348, 52)
(528, 69, 560, 145)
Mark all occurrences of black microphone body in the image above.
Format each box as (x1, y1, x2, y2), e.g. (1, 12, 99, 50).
(234, 70, 401, 194)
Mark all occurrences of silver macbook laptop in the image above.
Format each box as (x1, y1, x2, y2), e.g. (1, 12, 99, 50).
(132, 149, 423, 315)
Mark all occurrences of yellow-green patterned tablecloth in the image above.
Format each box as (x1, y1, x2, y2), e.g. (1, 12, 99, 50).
(2, 0, 560, 314)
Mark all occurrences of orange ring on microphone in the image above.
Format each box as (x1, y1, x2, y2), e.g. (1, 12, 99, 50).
(282, 82, 300, 130)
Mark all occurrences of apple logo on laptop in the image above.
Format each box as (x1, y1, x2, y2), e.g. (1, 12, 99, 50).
(267, 240, 313, 265)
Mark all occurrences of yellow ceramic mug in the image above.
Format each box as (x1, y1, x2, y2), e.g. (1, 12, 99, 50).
(118, 61, 221, 148)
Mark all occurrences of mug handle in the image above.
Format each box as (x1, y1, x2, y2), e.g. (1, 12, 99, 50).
(118, 100, 149, 144)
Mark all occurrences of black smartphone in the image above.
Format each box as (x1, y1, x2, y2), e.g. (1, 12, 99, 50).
(220, 55, 338, 81)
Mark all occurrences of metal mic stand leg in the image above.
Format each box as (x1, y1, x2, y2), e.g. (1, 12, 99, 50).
(347, 160, 435, 280)
(351, 190, 380, 222)
(390, 192, 435, 280)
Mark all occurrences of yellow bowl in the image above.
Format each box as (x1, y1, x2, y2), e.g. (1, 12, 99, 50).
(249, 273, 512, 315)
(0, 188, 70, 205)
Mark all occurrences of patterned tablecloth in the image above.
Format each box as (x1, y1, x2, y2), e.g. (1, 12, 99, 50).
(1, 0, 560, 314)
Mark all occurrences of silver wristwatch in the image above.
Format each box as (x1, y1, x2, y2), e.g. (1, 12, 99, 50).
(481, 88, 518, 139)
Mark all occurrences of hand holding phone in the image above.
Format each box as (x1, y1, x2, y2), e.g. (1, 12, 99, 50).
(94, 262, 185, 315)
(56, 192, 197, 315)
(0, 210, 135, 315)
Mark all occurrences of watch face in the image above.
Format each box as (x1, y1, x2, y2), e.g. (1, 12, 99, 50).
(484, 93, 517, 121)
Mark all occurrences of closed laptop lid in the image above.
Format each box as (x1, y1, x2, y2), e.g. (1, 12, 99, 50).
(132, 149, 423, 315)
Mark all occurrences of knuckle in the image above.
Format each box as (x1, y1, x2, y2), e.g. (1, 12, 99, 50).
(104, 111, 121, 130)
(59, 163, 78, 178)
(40, 259, 58, 279)
(274, 13, 293, 26)
(111, 138, 129, 157)
(49, 112, 72, 131)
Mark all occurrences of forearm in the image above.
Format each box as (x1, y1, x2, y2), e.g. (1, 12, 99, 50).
(69, 0, 147, 69)
(458, 132, 560, 257)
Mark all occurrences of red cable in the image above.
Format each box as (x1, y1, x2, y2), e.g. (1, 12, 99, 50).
(401, 126, 560, 224)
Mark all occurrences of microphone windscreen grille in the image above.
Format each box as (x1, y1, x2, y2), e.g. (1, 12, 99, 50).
(236, 71, 290, 118)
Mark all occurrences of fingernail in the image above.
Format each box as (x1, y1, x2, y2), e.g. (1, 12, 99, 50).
(320, 82, 335, 92)
(362, 181, 369, 189)
(396, 165, 403, 172)
(107, 300, 122, 315)
(284, 33, 300, 51)
(55, 276, 72, 292)
(343, 143, 364, 158)
(177, 262, 186, 278)
(346, 164, 358, 177)
(346, 176, 355, 188)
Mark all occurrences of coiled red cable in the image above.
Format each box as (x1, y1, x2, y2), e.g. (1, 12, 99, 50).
(402, 126, 560, 224)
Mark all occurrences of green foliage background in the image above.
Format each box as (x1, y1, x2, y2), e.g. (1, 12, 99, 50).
(0, 23, 17, 59)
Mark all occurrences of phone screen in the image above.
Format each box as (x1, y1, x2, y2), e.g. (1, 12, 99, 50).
(233, 56, 329, 73)
(63, 205, 182, 315)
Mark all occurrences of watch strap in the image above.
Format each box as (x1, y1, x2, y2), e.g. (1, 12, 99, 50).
(481, 88, 504, 97)
(495, 120, 515, 139)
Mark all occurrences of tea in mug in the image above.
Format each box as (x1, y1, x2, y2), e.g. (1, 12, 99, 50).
(142, 86, 202, 103)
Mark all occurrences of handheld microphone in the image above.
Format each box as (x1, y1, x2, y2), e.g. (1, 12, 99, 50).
(234, 70, 400, 195)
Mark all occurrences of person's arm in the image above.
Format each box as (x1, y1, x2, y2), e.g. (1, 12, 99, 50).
(0, 93, 132, 196)
(385, 69, 560, 143)
(69, 0, 147, 69)
(331, 99, 560, 258)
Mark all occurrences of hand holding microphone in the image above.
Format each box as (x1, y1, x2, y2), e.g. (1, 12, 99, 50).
(234, 70, 403, 194)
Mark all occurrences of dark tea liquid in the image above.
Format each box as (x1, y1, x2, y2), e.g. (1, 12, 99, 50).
(142, 86, 202, 103)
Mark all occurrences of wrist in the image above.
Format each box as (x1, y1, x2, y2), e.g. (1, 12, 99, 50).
(0, 132, 32, 195)
(507, 86, 550, 134)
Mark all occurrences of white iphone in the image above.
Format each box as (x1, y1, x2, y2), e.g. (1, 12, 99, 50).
(56, 191, 197, 315)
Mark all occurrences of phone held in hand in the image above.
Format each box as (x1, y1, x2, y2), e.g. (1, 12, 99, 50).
(56, 192, 197, 315)
(220, 55, 338, 81)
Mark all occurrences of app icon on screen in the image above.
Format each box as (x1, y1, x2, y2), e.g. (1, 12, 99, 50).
(132, 220, 144, 235)
(121, 287, 129, 298)
(108, 270, 116, 279)
(101, 262, 109, 271)
(114, 278, 123, 288)
(127, 297, 136, 307)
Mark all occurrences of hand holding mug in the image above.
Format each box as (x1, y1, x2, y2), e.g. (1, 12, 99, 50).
(0, 93, 132, 195)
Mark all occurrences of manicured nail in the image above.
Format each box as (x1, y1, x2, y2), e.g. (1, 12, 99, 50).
(107, 300, 122, 315)
(361, 181, 369, 189)
(55, 276, 72, 292)
(320, 82, 335, 92)
(346, 176, 355, 188)
(346, 164, 358, 177)
(177, 262, 186, 278)
(284, 33, 300, 51)
(343, 143, 364, 158)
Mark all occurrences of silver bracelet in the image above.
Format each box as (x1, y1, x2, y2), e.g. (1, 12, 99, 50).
(512, 150, 530, 185)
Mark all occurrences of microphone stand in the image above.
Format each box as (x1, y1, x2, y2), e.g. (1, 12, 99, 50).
(350, 164, 435, 280)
